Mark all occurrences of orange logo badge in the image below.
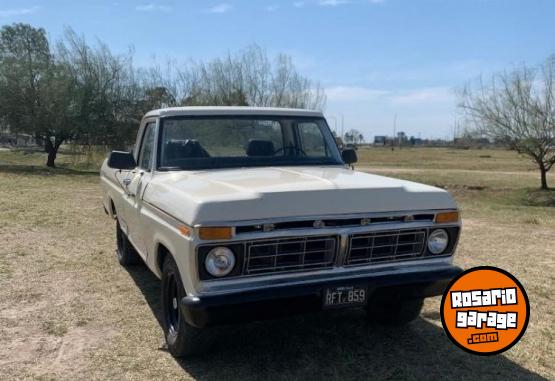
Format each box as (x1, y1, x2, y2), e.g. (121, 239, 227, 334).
(440, 266, 529, 355)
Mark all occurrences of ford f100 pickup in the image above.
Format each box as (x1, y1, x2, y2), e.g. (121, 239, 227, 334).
(100, 106, 462, 357)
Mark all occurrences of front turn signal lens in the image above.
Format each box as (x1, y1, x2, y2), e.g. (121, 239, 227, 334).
(198, 227, 233, 240)
(178, 225, 191, 237)
(435, 211, 460, 224)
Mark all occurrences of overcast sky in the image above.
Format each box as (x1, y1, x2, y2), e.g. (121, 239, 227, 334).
(1, 0, 554, 139)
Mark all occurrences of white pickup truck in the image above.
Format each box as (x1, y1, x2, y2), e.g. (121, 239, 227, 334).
(100, 107, 462, 357)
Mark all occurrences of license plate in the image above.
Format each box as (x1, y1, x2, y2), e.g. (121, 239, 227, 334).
(323, 286, 367, 308)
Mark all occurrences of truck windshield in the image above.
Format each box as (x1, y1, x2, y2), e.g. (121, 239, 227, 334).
(157, 116, 343, 170)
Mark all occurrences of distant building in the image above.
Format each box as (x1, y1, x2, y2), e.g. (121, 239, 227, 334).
(409, 136, 423, 145)
(397, 131, 408, 144)
(374, 136, 387, 145)
(0, 132, 35, 146)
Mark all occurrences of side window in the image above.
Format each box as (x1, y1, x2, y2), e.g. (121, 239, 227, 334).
(138, 123, 156, 170)
(298, 123, 327, 157)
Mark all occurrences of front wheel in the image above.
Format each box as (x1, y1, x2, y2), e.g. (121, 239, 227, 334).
(365, 295, 424, 326)
(161, 255, 211, 357)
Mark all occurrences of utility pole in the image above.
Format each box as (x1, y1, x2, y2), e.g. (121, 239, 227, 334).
(392, 113, 397, 150)
(340, 113, 344, 138)
(328, 115, 338, 135)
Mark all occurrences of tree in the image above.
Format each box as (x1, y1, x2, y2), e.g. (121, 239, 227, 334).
(56, 28, 141, 151)
(0, 24, 142, 166)
(0, 25, 87, 166)
(36, 62, 80, 166)
(459, 57, 555, 189)
(175, 45, 326, 109)
(137, 60, 180, 110)
(0, 24, 56, 163)
(144, 86, 177, 109)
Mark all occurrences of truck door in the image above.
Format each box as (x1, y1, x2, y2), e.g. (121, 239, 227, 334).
(120, 121, 156, 258)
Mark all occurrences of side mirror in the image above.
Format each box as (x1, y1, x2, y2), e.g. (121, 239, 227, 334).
(341, 149, 358, 165)
(107, 151, 136, 170)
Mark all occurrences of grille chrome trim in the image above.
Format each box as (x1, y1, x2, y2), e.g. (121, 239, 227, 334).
(234, 213, 435, 234)
(245, 236, 337, 275)
(347, 229, 427, 265)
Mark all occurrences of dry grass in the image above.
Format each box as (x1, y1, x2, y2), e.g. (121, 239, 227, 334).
(357, 146, 536, 172)
(0, 147, 553, 380)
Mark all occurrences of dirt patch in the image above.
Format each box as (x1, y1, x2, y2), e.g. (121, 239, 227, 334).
(1, 324, 115, 379)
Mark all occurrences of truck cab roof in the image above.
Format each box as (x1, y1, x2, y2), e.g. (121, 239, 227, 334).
(143, 106, 324, 120)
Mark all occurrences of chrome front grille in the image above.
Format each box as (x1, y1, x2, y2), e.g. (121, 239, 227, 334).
(347, 229, 427, 265)
(245, 236, 337, 275)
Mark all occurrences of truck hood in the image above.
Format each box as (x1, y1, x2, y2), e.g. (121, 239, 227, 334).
(144, 166, 456, 225)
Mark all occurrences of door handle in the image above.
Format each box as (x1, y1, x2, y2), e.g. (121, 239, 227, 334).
(122, 178, 135, 197)
(123, 171, 144, 197)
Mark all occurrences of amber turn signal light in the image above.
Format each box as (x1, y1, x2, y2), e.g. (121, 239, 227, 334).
(198, 227, 233, 240)
(435, 211, 460, 224)
(178, 225, 191, 236)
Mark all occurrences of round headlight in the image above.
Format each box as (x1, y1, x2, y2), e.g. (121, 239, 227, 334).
(205, 247, 236, 277)
(428, 229, 449, 254)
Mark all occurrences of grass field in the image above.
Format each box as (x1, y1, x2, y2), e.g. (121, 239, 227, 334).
(0, 146, 553, 380)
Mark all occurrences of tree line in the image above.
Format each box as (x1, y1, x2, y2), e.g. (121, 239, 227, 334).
(0, 23, 326, 167)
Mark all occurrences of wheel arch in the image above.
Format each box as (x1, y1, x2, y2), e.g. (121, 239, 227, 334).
(151, 234, 194, 297)
(110, 199, 117, 218)
(153, 237, 180, 279)
(156, 242, 171, 277)
(103, 194, 118, 219)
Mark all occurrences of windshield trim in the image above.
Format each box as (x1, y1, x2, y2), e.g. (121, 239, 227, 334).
(156, 114, 344, 171)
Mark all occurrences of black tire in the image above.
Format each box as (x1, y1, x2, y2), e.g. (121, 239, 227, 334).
(116, 220, 141, 266)
(161, 255, 210, 357)
(365, 295, 424, 326)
